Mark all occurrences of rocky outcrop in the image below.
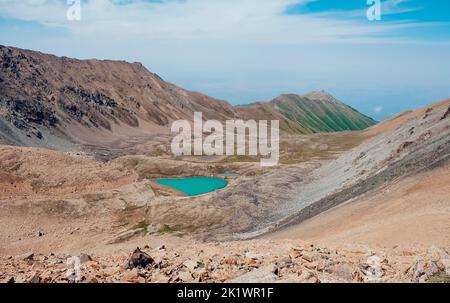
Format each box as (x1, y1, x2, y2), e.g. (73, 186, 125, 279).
(127, 248, 155, 269)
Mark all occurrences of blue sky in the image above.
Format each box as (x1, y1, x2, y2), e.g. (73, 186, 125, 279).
(1, 0, 450, 120)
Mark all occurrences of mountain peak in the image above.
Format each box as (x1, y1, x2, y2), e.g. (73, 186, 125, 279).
(268, 91, 376, 133)
(302, 91, 339, 103)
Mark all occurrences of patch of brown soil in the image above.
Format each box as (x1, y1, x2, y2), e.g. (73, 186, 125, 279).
(0, 145, 134, 199)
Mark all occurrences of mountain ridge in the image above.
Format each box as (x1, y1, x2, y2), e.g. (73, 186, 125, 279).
(0, 45, 376, 152)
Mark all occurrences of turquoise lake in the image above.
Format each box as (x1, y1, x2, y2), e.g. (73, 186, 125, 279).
(155, 177, 228, 196)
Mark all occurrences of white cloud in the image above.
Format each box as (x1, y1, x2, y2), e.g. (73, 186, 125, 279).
(0, 0, 440, 45)
(374, 106, 384, 113)
(382, 0, 422, 15)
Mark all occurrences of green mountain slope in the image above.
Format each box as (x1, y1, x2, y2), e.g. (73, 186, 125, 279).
(270, 92, 377, 133)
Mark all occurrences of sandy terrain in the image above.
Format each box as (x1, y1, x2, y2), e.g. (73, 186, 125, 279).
(268, 163, 450, 249)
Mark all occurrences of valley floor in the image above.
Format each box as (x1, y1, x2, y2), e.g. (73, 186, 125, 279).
(0, 99, 449, 283)
(0, 143, 448, 283)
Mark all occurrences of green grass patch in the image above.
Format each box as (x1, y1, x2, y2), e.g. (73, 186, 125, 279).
(134, 221, 150, 233)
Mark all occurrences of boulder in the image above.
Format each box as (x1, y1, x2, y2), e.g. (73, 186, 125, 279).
(228, 265, 278, 283)
(78, 254, 93, 264)
(127, 248, 154, 269)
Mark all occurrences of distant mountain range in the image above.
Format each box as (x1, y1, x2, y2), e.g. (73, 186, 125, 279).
(0, 45, 376, 149)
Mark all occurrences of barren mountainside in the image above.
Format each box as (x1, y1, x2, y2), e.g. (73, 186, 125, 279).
(0, 46, 375, 152)
(0, 45, 238, 150)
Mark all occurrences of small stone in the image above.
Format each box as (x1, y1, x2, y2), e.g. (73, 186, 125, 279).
(304, 261, 318, 270)
(426, 246, 449, 262)
(441, 258, 450, 276)
(79, 254, 93, 264)
(301, 252, 316, 263)
(28, 274, 41, 283)
(123, 268, 140, 282)
(402, 250, 415, 256)
(183, 260, 197, 271)
(298, 270, 318, 283)
(316, 260, 326, 272)
(178, 271, 193, 282)
(245, 252, 260, 260)
(41, 271, 53, 283)
(289, 249, 301, 259)
(88, 277, 99, 283)
(245, 258, 259, 267)
(157, 245, 166, 250)
(21, 252, 34, 261)
(223, 257, 238, 265)
(333, 264, 354, 282)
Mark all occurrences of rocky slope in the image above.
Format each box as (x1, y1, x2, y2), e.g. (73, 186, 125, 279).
(0, 45, 238, 151)
(269, 162, 450, 248)
(0, 46, 375, 154)
(1, 238, 449, 283)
